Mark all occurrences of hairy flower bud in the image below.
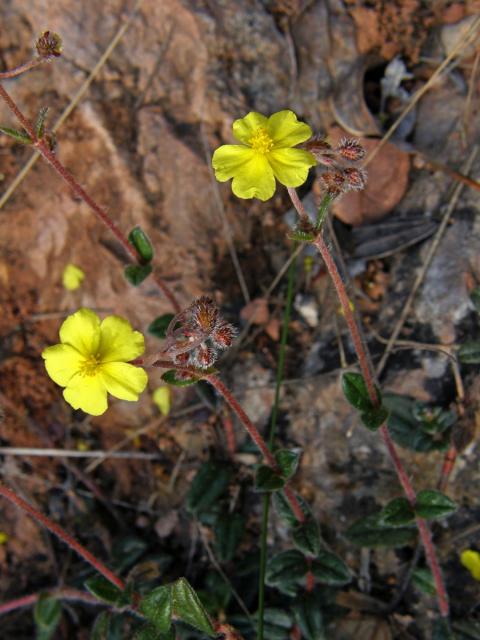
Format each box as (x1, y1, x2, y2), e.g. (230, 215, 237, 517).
(211, 321, 237, 350)
(336, 138, 366, 162)
(344, 167, 367, 191)
(190, 296, 219, 333)
(193, 344, 217, 369)
(35, 31, 63, 58)
(304, 135, 335, 165)
(319, 170, 347, 197)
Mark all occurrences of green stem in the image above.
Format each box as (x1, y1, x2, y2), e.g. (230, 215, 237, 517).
(257, 248, 297, 640)
(315, 193, 333, 230)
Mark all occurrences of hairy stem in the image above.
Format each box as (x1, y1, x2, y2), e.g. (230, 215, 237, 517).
(0, 81, 181, 313)
(288, 190, 450, 618)
(0, 58, 46, 80)
(0, 588, 101, 617)
(0, 484, 126, 591)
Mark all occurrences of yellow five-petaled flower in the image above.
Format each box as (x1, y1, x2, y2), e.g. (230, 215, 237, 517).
(212, 110, 316, 201)
(42, 308, 148, 416)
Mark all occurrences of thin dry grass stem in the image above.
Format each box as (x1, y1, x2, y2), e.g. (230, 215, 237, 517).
(287, 189, 450, 618)
(0, 484, 126, 591)
(463, 48, 480, 143)
(376, 147, 479, 377)
(364, 15, 480, 167)
(201, 123, 251, 304)
(0, 447, 162, 461)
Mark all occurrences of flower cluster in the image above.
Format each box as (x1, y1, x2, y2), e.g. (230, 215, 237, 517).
(212, 110, 316, 201)
(163, 296, 237, 370)
(35, 31, 63, 59)
(42, 308, 148, 416)
(305, 136, 367, 198)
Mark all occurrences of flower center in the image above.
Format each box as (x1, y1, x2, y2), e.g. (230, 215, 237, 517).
(249, 127, 274, 154)
(79, 354, 100, 377)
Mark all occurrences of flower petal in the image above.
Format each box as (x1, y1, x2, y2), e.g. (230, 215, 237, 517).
(268, 148, 316, 187)
(63, 373, 108, 416)
(232, 112, 268, 144)
(231, 154, 276, 201)
(42, 343, 84, 387)
(99, 362, 148, 401)
(267, 110, 313, 148)
(212, 145, 256, 182)
(59, 308, 101, 357)
(62, 264, 85, 291)
(98, 316, 145, 363)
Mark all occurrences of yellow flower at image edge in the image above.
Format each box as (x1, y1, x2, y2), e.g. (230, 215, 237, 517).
(461, 549, 480, 581)
(212, 110, 316, 201)
(42, 308, 148, 416)
(62, 263, 85, 291)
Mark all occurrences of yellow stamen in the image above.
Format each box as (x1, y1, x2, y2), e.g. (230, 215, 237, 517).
(79, 355, 100, 376)
(249, 127, 274, 154)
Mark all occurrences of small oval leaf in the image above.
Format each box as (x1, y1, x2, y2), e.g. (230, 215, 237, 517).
(415, 490, 457, 520)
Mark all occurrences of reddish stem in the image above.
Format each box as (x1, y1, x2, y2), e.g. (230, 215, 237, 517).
(222, 408, 237, 457)
(0, 81, 181, 313)
(0, 484, 126, 591)
(0, 588, 101, 616)
(288, 190, 450, 618)
(204, 373, 306, 524)
(0, 58, 46, 80)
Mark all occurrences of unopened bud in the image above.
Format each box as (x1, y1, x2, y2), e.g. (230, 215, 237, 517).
(211, 321, 237, 349)
(336, 138, 366, 162)
(305, 135, 335, 164)
(344, 167, 367, 191)
(190, 296, 219, 333)
(36, 31, 63, 58)
(319, 170, 347, 197)
(193, 344, 217, 369)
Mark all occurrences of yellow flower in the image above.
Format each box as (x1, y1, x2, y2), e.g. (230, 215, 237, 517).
(212, 110, 316, 201)
(461, 549, 480, 581)
(62, 264, 85, 291)
(42, 308, 148, 416)
(153, 386, 172, 416)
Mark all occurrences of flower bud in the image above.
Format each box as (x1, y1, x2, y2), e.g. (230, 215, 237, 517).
(336, 138, 366, 162)
(190, 296, 219, 333)
(36, 31, 63, 58)
(319, 170, 347, 197)
(193, 344, 217, 369)
(304, 135, 335, 165)
(211, 321, 237, 349)
(344, 167, 367, 191)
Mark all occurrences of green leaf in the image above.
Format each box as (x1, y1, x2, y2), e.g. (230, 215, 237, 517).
(148, 314, 176, 339)
(415, 490, 457, 520)
(360, 404, 389, 431)
(214, 512, 245, 563)
(288, 229, 316, 242)
(316, 193, 333, 230)
(112, 535, 148, 573)
(161, 369, 199, 387)
(383, 394, 453, 453)
(135, 625, 175, 640)
(171, 578, 215, 637)
(35, 106, 49, 139)
(272, 490, 311, 527)
(379, 498, 415, 527)
(432, 618, 455, 640)
(275, 448, 301, 479)
(124, 263, 152, 286)
(412, 568, 436, 595)
(0, 125, 32, 144)
(139, 586, 172, 634)
(254, 465, 285, 492)
(91, 612, 111, 640)
(186, 461, 232, 515)
(292, 594, 325, 640)
(459, 341, 480, 364)
(34, 595, 61, 640)
(85, 576, 125, 605)
(128, 226, 154, 263)
(311, 551, 351, 586)
(346, 513, 417, 548)
(470, 287, 480, 313)
(266, 550, 309, 592)
(342, 373, 373, 412)
(292, 518, 322, 557)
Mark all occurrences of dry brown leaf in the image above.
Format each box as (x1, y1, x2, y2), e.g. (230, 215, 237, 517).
(336, 613, 393, 640)
(240, 298, 270, 325)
